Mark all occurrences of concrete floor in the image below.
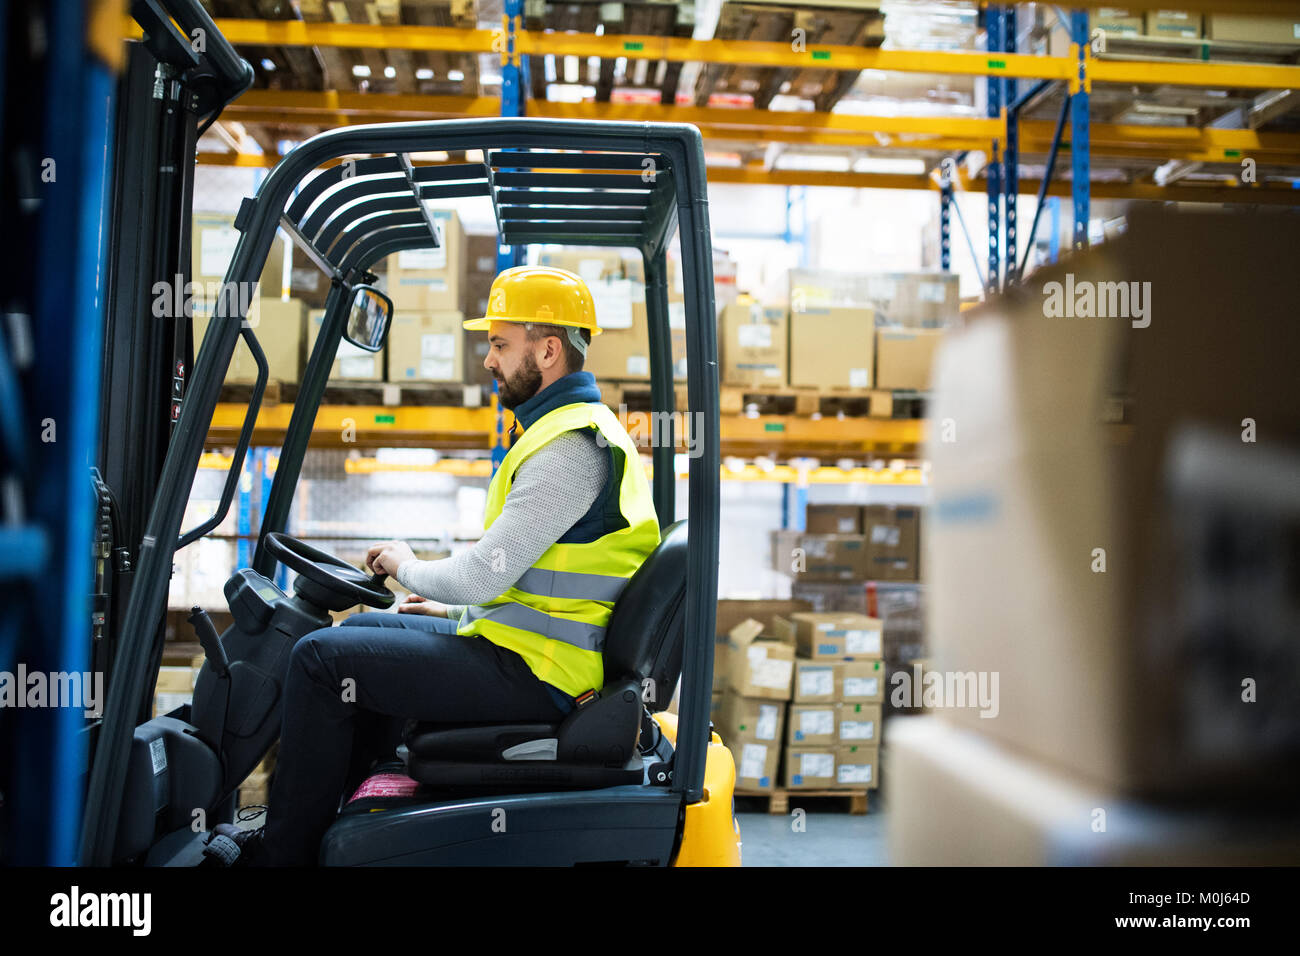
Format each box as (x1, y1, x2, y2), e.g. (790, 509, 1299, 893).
(735, 793, 889, 866)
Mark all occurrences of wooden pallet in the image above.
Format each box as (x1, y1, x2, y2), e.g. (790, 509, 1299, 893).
(217, 379, 294, 406)
(598, 381, 690, 413)
(736, 787, 871, 815)
(719, 385, 896, 418)
(525, 0, 694, 104)
(321, 381, 489, 407)
(694, 1, 885, 111)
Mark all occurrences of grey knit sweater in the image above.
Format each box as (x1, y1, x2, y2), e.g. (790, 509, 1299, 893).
(395, 429, 610, 618)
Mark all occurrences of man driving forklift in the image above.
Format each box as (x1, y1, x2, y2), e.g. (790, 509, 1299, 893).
(207, 265, 661, 865)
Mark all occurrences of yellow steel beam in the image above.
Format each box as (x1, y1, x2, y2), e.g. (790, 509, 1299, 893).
(1091, 58, 1300, 91)
(194, 147, 1300, 203)
(207, 403, 928, 454)
(189, 19, 1300, 89)
(708, 165, 1300, 205)
(220, 92, 1300, 164)
(211, 19, 501, 54)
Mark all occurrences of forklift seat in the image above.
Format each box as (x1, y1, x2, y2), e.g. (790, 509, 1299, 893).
(399, 520, 688, 791)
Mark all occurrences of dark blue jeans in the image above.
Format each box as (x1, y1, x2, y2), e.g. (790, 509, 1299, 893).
(262, 610, 571, 865)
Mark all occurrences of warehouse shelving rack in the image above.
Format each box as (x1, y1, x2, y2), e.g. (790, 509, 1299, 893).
(165, 2, 1300, 284)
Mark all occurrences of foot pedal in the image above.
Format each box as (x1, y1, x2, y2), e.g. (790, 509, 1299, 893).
(202, 833, 242, 866)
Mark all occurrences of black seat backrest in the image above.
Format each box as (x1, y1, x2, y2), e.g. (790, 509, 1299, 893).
(603, 520, 687, 713)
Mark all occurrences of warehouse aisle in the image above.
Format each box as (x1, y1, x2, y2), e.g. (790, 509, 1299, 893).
(736, 802, 889, 867)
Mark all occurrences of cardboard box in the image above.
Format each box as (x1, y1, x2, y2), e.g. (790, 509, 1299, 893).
(1144, 10, 1202, 39)
(383, 210, 465, 312)
(926, 207, 1300, 797)
(773, 612, 883, 661)
(153, 665, 197, 718)
(194, 297, 306, 384)
(306, 309, 385, 381)
(784, 746, 837, 789)
(862, 505, 922, 582)
(731, 734, 781, 791)
(585, 289, 649, 381)
(191, 212, 284, 314)
(716, 599, 811, 640)
(835, 744, 879, 789)
(538, 248, 625, 282)
(840, 659, 886, 703)
(289, 245, 332, 309)
(771, 531, 869, 582)
(788, 307, 874, 389)
(786, 703, 837, 746)
(838, 702, 882, 744)
(716, 691, 786, 744)
(1206, 14, 1300, 45)
(793, 661, 840, 704)
(790, 581, 867, 615)
(711, 638, 729, 693)
(725, 619, 794, 701)
(805, 505, 863, 535)
(1091, 7, 1144, 35)
(875, 327, 943, 390)
(720, 300, 787, 387)
(386, 311, 463, 383)
(888, 718, 1300, 865)
(790, 269, 958, 328)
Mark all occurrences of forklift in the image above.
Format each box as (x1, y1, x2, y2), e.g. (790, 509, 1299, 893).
(78, 4, 739, 868)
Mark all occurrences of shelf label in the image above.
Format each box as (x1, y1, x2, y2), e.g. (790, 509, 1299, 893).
(374, 414, 396, 425)
(623, 41, 644, 52)
(811, 50, 831, 61)
(763, 422, 784, 433)
(988, 59, 1006, 70)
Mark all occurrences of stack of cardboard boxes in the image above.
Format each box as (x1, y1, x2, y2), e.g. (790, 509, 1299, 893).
(890, 207, 1300, 864)
(712, 607, 886, 794)
(773, 503, 926, 714)
(1061, 9, 1300, 46)
(774, 612, 885, 790)
(383, 209, 466, 386)
(788, 268, 958, 392)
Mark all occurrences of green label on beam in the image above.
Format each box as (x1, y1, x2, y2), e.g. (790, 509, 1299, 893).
(988, 59, 1007, 70)
(623, 41, 644, 51)
(1224, 149, 1242, 158)
(811, 50, 831, 61)
(764, 422, 785, 433)
(374, 414, 396, 424)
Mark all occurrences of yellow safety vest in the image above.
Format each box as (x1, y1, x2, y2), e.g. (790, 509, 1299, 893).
(457, 402, 661, 697)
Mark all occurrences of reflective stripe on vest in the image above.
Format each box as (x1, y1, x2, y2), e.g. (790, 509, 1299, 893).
(456, 401, 661, 697)
(463, 603, 605, 652)
(513, 567, 629, 603)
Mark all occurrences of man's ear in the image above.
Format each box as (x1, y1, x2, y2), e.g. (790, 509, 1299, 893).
(538, 332, 564, 371)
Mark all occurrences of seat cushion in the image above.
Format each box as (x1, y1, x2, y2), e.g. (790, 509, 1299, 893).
(404, 723, 560, 761)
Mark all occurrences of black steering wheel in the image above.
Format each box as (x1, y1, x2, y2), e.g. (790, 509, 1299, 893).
(263, 532, 396, 612)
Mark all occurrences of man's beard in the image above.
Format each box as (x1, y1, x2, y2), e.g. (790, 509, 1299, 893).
(496, 352, 543, 409)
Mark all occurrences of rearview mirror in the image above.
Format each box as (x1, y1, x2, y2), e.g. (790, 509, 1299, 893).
(345, 285, 392, 353)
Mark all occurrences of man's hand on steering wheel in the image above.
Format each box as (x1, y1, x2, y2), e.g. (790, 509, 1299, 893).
(366, 540, 417, 577)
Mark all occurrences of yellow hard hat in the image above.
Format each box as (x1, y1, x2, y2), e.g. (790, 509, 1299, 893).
(463, 265, 602, 336)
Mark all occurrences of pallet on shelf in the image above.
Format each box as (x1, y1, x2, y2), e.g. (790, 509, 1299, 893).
(735, 786, 871, 815)
(598, 381, 691, 413)
(720, 385, 898, 418)
(525, 0, 694, 104)
(217, 379, 294, 407)
(693, 1, 886, 111)
(320, 381, 488, 408)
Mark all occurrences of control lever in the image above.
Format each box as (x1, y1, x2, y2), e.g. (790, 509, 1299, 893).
(189, 606, 231, 678)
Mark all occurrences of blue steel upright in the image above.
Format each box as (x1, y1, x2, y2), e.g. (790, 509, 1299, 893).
(985, 5, 1004, 295)
(10, 0, 117, 865)
(1003, 7, 1018, 282)
(1071, 9, 1091, 250)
